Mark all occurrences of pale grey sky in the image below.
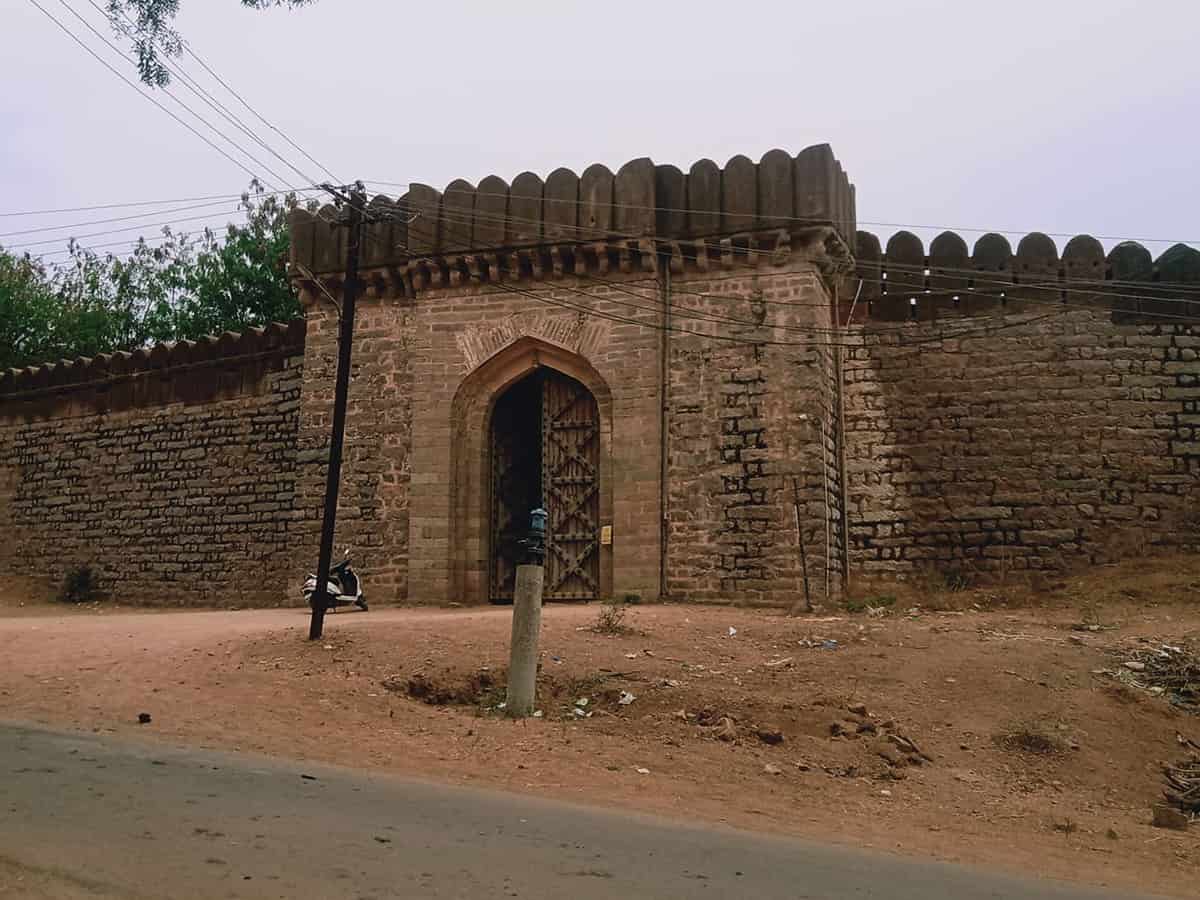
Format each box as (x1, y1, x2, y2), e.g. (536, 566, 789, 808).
(4, 0, 1197, 261)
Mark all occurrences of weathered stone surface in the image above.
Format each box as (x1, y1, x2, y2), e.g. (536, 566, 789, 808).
(544, 167, 579, 242)
(508, 172, 544, 245)
(794, 144, 836, 226)
(757, 148, 793, 227)
(579, 163, 615, 238)
(474, 175, 510, 248)
(722, 154, 757, 233)
(687, 158, 721, 237)
(441, 179, 476, 253)
(406, 184, 441, 256)
(614, 158, 655, 237)
(654, 164, 686, 237)
(0, 325, 306, 606)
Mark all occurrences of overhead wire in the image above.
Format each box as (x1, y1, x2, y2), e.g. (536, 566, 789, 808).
(395, 199, 1200, 299)
(91, 0, 329, 192)
(50, 0, 295, 190)
(429, 205, 1200, 315)
(341, 214, 1079, 351)
(361, 180, 1199, 249)
(26, 0, 282, 190)
(0, 188, 310, 219)
(8, 207, 246, 251)
(177, 38, 341, 184)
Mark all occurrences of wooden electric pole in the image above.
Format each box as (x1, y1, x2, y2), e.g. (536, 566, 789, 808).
(309, 182, 366, 641)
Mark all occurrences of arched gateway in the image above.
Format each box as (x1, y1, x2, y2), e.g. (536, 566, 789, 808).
(489, 368, 600, 602)
(447, 338, 614, 605)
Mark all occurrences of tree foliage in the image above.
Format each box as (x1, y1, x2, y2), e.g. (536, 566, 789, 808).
(0, 186, 311, 371)
(106, 1, 316, 87)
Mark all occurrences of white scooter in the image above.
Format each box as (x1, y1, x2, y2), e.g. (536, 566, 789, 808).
(303, 553, 367, 612)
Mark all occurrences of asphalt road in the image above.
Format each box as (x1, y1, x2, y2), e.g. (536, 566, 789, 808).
(0, 723, 1161, 900)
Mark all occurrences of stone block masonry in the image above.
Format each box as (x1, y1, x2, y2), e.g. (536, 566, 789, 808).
(0, 322, 305, 605)
(4, 144, 1198, 608)
(843, 311, 1200, 578)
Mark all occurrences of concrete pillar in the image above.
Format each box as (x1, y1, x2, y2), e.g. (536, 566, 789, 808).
(505, 564, 544, 716)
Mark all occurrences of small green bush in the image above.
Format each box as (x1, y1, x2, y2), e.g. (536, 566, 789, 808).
(59, 566, 101, 604)
(594, 598, 631, 635)
(845, 594, 897, 614)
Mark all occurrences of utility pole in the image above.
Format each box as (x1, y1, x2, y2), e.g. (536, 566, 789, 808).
(308, 182, 366, 641)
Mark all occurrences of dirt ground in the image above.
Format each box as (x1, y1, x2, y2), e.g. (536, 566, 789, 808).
(2, 558, 1199, 897)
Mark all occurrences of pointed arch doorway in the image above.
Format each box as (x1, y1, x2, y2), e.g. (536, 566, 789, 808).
(489, 368, 601, 602)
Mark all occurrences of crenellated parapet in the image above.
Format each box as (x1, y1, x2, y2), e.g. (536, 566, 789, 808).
(851, 230, 1200, 322)
(288, 146, 857, 290)
(0, 319, 305, 419)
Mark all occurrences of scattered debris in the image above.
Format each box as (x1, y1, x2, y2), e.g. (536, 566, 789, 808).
(401, 670, 499, 707)
(764, 657, 793, 669)
(1162, 736, 1200, 814)
(714, 717, 738, 742)
(763, 763, 782, 775)
(755, 728, 784, 745)
(1151, 803, 1190, 831)
(1110, 643, 1200, 713)
(575, 697, 589, 707)
(137, 712, 152, 725)
(634, 767, 650, 775)
(728, 627, 738, 637)
(618, 691, 636, 706)
(624, 653, 638, 660)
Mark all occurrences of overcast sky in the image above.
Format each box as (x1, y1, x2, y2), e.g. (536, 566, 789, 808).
(4, 0, 1197, 263)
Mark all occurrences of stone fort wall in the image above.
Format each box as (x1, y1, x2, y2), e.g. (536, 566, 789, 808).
(843, 229, 1200, 579)
(0, 322, 305, 605)
(1, 144, 1198, 606)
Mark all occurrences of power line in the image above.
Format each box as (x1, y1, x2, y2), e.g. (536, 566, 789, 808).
(8, 207, 243, 251)
(405, 207, 1200, 328)
(430, 205, 1200, 306)
(362, 179, 1199, 249)
(0, 196, 254, 239)
(178, 39, 341, 184)
(29, 0, 282, 190)
(0, 188, 311, 219)
(355, 219, 1075, 350)
(56, 0, 298, 189)
(92, 0, 323, 191)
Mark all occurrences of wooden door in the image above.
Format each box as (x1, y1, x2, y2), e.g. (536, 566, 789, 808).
(542, 372, 600, 601)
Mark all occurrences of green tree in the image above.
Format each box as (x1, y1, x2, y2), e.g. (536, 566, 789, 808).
(0, 185, 310, 369)
(106, 1, 317, 86)
(0, 251, 59, 370)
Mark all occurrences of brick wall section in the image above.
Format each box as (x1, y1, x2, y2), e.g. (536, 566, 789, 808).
(666, 267, 844, 605)
(0, 336, 304, 605)
(843, 310, 1200, 578)
(403, 272, 662, 603)
(293, 297, 412, 602)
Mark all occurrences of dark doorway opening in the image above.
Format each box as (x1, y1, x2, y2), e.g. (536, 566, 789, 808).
(489, 368, 600, 603)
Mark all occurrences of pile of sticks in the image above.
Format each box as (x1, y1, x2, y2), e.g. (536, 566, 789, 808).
(1163, 735, 1200, 814)
(1126, 643, 1200, 712)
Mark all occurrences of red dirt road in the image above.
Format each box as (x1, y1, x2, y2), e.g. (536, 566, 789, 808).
(2, 578, 1198, 897)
